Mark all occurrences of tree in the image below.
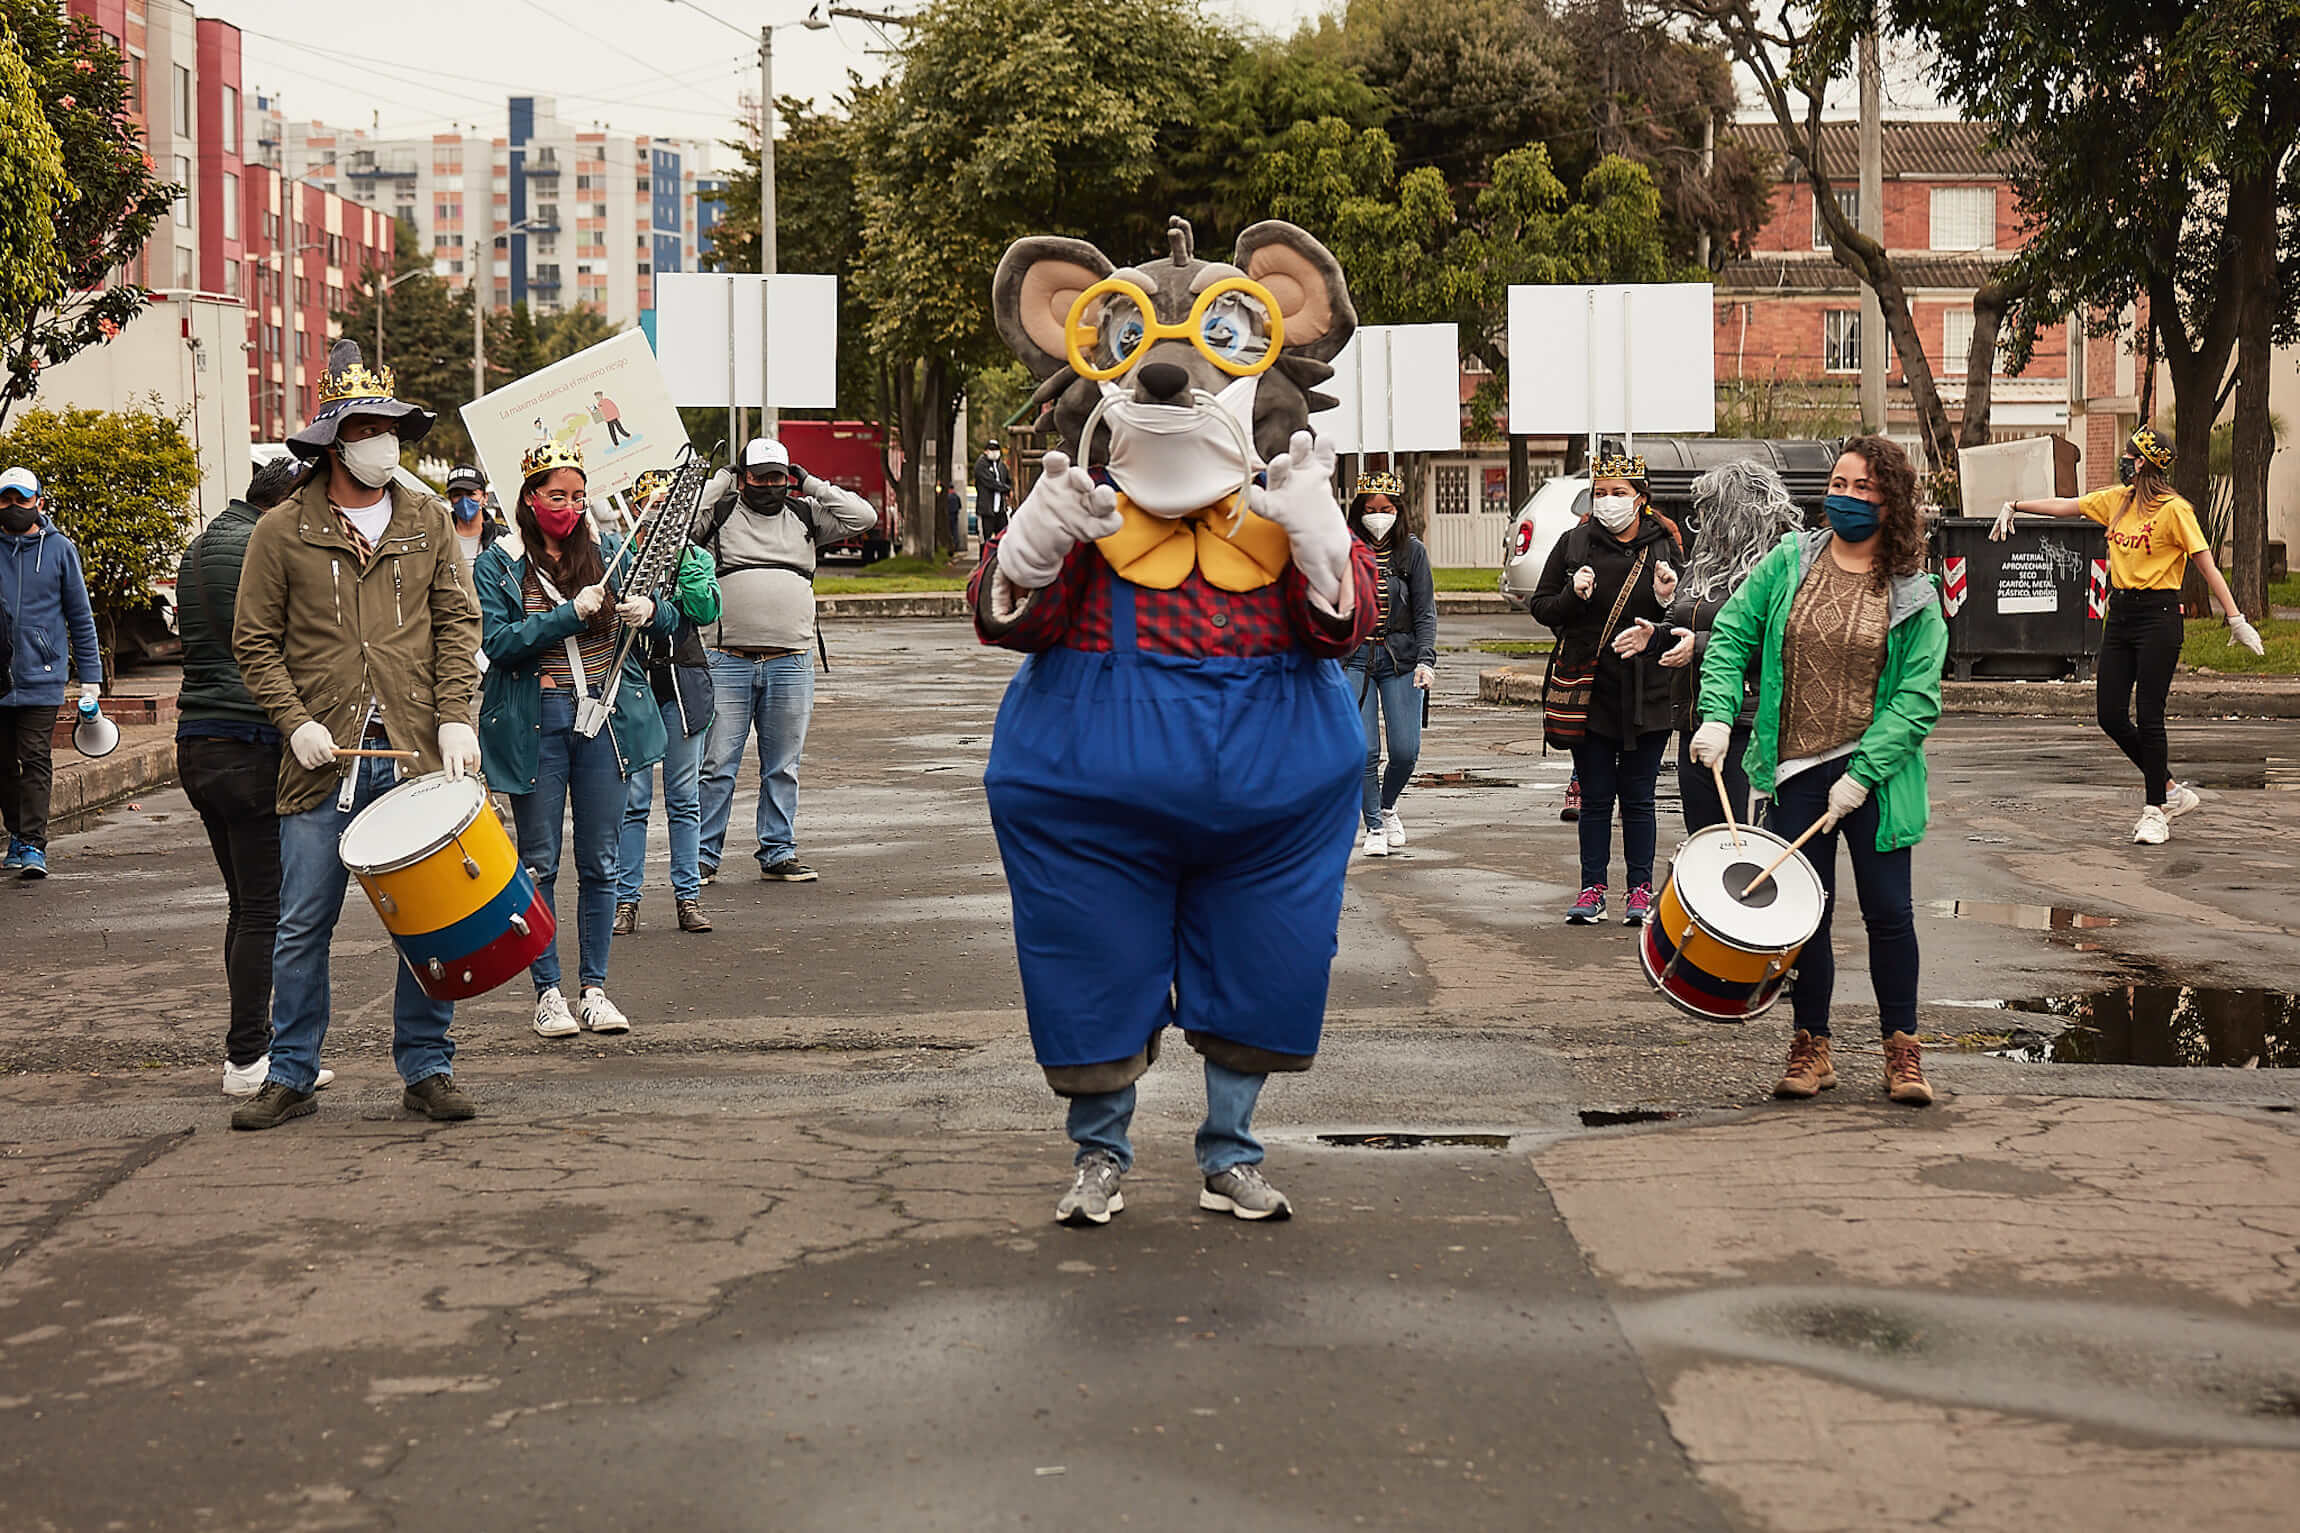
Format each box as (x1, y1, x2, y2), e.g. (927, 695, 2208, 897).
(0, 400, 198, 669)
(0, 36, 64, 349)
(338, 221, 481, 462)
(1156, 34, 1388, 238)
(0, 3, 178, 429)
(1330, 0, 1582, 188)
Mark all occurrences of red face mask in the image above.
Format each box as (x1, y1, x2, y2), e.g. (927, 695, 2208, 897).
(529, 499, 583, 540)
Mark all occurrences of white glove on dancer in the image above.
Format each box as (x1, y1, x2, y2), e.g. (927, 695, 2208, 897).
(572, 583, 608, 620)
(437, 722, 482, 783)
(1988, 501, 2019, 542)
(996, 450, 1121, 591)
(1688, 721, 1732, 767)
(615, 593, 656, 627)
(2228, 613, 2265, 656)
(289, 720, 338, 771)
(1819, 773, 1871, 831)
(1250, 430, 1353, 608)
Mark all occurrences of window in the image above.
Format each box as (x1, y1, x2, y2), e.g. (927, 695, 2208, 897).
(1811, 186, 1858, 249)
(222, 87, 239, 153)
(636, 178, 651, 195)
(224, 260, 240, 297)
(222, 173, 239, 239)
(591, 202, 607, 220)
(1942, 307, 2006, 374)
(173, 64, 192, 136)
(126, 54, 142, 114)
(173, 156, 193, 226)
(449, 260, 464, 275)
(1823, 310, 1861, 372)
(1930, 186, 1996, 251)
(175, 247, 194, 288)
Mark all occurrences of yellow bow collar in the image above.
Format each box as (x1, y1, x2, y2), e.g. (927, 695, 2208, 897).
(1096, 493, 1292, 593)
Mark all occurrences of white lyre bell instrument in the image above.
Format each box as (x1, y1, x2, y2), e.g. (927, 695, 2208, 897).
(574, 444, 714, 738)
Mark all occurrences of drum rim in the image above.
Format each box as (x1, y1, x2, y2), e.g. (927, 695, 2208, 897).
(338, 772, 489, 875)
(1664, 824, 1822, 954)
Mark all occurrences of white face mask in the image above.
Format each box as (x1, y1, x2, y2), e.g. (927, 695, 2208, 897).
(1361, 511, 1397, 540)
(1092, 374, 1259, 517)
(1591, 493, 1638, 533)
(340, 433, 402, 490)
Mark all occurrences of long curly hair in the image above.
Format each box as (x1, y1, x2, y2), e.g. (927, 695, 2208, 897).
(1684, 460, 1803, 603)
(1838, 434, 1924, 586)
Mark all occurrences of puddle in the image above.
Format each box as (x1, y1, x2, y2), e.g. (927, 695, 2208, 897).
(1577, 1108, 1681, 1127)
(1408, 771, 1519, 789)
(2187, 758, 2300, 791)
(1925, 900, 2119, 931)
(1986, 985, 2300, 1068)
(1314, 1131, 1514, 1150)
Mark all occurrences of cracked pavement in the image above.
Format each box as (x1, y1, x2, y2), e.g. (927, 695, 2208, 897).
(4, 619, 2298, 1529)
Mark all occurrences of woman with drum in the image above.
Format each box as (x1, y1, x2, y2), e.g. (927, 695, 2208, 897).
(1528, 452, 1679, 926)
(1659, 460, 1805, 833)
(1343, 471, 1437, 858)
(1691, 436, 1947, 1105)
(475, 439, 675, 1039)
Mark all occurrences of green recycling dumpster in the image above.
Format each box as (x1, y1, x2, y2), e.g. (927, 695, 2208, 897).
(1933, 516, 2109, 681)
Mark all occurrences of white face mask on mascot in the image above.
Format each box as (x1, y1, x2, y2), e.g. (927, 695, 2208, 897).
(1089, 375, 1259, 518)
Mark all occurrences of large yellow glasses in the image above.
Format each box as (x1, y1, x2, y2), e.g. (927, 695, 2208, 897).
(1064, 275, 1286, 382)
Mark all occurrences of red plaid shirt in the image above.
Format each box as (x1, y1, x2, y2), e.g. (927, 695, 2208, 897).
(971, 536, 1377, 659)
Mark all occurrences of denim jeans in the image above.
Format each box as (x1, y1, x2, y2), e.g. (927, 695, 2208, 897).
(1066, 1057, 1269, 1176)
(179, 735, 282, 1066)
(510, 689, 627, 993)
(700, 649, 814, 870)
(269, 756, 455, 1092)
(618, 696, 706, 902)
(1769, 755, 1919, 1040)
(1347, 663, 1422, 827)
(1569, 730, 1670, 891)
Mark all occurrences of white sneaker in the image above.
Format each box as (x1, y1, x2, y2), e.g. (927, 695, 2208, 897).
(1362, 826, 1389, 858)
(314, 1068, 336, 1090)
(533, 985, 579, 1037)
(2133, 805, 2170, 845)
(2164, 783, 2203, 820)
(1381, 808, 1407, 849)
(579, 987, 631, 1034)
(222, 1055, 269, 1097)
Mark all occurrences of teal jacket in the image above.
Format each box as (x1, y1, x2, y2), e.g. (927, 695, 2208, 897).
(1698, 530, 1947, 852)
(474, 535, 674, 790)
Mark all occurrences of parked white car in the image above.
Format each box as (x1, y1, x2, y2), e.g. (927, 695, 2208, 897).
(1498, 474, 1592, 609)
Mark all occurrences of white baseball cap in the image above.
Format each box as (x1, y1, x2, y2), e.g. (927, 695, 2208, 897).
(0, 467, 40, 498)
(740, 437, 791, 473)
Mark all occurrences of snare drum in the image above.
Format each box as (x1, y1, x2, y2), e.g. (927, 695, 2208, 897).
(1639, 823, 1824, 1023)
(339, 773, 554, 1001)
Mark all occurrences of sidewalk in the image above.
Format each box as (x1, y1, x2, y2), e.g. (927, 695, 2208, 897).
(1478, 663, 2300, 717)
(821, 587, 1523, 620)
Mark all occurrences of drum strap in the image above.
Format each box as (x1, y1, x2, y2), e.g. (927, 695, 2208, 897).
(527, 565, 596, 704)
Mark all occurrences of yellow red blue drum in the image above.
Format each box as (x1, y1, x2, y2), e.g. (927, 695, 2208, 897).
(338, 773, 553, 1001)
(1638, 823, 1823, 1022)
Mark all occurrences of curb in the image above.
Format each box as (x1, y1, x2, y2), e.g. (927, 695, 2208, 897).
(816, 588, 1527, 620)
(53, 736, 179, 826)
(1476, 665, 2300, 719)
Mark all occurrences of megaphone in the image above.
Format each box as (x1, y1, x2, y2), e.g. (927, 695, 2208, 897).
(73, 701, 119, 759)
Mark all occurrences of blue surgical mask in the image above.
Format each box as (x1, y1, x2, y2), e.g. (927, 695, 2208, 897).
(451, 495, 483, 524)
(1824, 493, 1880, 543)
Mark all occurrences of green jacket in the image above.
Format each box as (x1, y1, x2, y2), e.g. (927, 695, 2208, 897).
(473, 535, 675, 790)
(1698, 530, 1947, 852)
(176, 498, 271, 726)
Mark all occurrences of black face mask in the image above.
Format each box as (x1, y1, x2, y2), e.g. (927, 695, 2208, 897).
(2117, 455, 2138, 485)
(0, 503, 38, 534)
(740, 480, 789, 512)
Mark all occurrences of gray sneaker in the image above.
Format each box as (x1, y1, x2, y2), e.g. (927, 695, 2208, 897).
(1055, 1151, 1125, 1227)
(1200, 1163, 1292, 1221)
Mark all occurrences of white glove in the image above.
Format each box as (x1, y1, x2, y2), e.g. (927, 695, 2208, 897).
(437, 722, 482, 782)
(1572, 565, 1596, 600)
(1658, 627, 1697, 668)
(1413, 663, 1435, 690)
(1988, 501, 2019, 542)
(1653, 560, 1679, 604)
(1819, 773, 1871, 831)
(2229, 613, 2264, 656)
(1612, 617, 1657, 658)
(997, 449, 1120, 590)
(572, 583, 608, 620)
(289, 720, 338, 771)
(77, 683, 100, 713)
(1688, 721, 1732, 767)
(615, 593, 656, 627)
(1250, 430, 1353, 606)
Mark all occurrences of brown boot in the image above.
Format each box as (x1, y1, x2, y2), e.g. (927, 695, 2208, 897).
(1774, 1029, 1837, 1099)
(677, 897, 712, 933)
(1883, 1031, 1935, 1106)
(612, 901, 639, 936)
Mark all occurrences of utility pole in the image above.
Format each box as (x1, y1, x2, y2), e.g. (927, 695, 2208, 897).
(759, 24, 777, 436)
(1857, 27, 1885, 434)
(472, 180, 490, 401)
(1696, 112, 1716, 271)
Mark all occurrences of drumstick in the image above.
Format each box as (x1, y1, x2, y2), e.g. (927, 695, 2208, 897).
(1742, 819, 1826, 899)
(333, 748, 419, 761)
(1712, 761, 1743, 850)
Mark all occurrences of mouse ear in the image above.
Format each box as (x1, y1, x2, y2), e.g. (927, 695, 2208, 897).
(1235, 221, 1357, 363)
(993, 237, 1115, 380)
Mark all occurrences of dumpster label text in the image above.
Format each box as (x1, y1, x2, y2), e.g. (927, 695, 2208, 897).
(1995, 550, 2061, 614)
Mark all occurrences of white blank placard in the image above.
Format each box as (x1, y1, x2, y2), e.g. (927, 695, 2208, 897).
(1957, 437, 2059, 514)
(1506, 284, 1716, 435)
(1311, 324, 1464, 454)
(653, 272, 838, 409)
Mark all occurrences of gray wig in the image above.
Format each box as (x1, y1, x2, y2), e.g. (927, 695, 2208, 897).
(1685, 460, 1803, 604)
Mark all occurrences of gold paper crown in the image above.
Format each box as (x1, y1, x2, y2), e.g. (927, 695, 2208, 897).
(2128, 425, 2174, 472)
(520, 437, 587, 481)
(1593, 452, 1648, 483)
(1354, 470, 1404, 498)
(630, 468, 674, 503)
(318, 361, 398, 407)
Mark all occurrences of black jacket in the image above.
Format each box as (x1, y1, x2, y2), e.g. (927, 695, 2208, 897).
(971, 452, 1012, 515)
(1350, 532, 1438, 679)
(1529, 512, 1676, 742)
(175, 499, 271, 726)
(1665, 585, 1758, 732)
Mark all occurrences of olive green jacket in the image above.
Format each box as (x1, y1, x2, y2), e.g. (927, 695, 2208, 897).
(232, 475, 483, 815)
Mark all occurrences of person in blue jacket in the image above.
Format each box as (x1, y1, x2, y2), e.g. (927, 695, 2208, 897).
(0, 466, 103, 879)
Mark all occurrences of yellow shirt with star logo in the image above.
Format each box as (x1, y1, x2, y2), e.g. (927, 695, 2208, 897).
(2077, 486, 2208, 591)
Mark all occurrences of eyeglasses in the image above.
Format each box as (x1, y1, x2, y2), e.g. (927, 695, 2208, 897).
(531, 491, 588, 509)
(1064, 276, 1285, 382)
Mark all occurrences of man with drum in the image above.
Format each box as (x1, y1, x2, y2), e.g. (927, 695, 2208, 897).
(230, 340, 486, 1131)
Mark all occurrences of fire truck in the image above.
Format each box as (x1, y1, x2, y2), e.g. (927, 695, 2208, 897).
(774, 419, 898, 564)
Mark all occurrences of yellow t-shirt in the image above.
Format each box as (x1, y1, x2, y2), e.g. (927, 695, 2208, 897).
(2076, 486, 2208, 590)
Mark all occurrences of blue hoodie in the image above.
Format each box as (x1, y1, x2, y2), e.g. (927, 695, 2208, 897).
(0, 515, 103, 707)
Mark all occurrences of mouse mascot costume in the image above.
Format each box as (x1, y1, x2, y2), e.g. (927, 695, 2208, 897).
(968, 217, 1378, 1227)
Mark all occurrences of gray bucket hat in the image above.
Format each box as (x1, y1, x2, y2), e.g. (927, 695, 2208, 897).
(286, 339, 437, 460)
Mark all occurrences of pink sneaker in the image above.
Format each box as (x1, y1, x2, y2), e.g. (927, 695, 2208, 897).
(1566, 885, 1607, 925)
(1624, 884, 1655, 926)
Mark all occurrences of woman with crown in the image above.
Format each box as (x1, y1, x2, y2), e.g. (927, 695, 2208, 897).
(473, 439, 676, 1038)
(1342, 469, 1436, 858)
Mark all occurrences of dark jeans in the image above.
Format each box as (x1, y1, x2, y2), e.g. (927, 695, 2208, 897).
(1569, 730, 1669, 891)
(2096, 589, 2183, 807)
(1769, 756, 1918, 1040)
(0, 704, 60, 851)
(179, 736, 282, 1066)
(1677, 723, 1754, 836)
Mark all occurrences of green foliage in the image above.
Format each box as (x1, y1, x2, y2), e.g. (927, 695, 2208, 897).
(0, 3, 177, 428)
(336, 240, 481, 462)
(537, 306, 621, 365)
(1158, 34, 1389, 235)
(965, 358, 1037, 437)
(2182, 615, 2300, 676)
(0, 400, 199, 636)
(1332, 0, 1579, 187)
(0, 37, 64, 327)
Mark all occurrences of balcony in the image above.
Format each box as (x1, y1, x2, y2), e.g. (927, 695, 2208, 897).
(524, 151, 561, 178)
(345, 153, 420, 180)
